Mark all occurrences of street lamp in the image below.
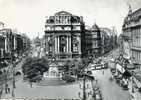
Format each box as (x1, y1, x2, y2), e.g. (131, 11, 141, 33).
(11, 51, 16, 98)
(4, 69, 8, 94)
(131, 71, 135, 93)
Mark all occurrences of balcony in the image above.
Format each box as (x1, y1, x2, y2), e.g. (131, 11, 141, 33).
(45, 22, 81, 26)
(131, 46, 141, 51)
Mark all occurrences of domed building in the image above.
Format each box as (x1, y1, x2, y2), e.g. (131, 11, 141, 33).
(44, 11, 85, 62)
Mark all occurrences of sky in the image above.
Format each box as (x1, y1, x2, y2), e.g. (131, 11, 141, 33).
(0, 0, 141, 39)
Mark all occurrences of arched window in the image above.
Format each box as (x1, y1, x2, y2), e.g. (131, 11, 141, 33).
(60, 36, 67, 53)
(73, 38, 79, 52)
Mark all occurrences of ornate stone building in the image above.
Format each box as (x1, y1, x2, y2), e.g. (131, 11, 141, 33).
(84, 24, 102, 58)
(45, 11, 85, 61)
(122, 7, 141, 64)
(84, 24, 116, 58)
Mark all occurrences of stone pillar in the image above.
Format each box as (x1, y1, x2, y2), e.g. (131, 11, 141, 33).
(66, 36, 68, 53)
(68, 36, 71, 53)
(55, 36, 57, 53)
(78, 36, 81, 54)
(58, 36, 60, 53)
(56, 36, 58, 53)
(5, 37, 7, 53)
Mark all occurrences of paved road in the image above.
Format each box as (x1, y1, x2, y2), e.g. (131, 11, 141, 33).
(1, 78, 93, 99)
(92, 69, 132, 100)
(38, 77, 66, 86)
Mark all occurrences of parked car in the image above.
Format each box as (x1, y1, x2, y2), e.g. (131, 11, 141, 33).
(87, 71, 92, 75)
(122, 84, 128, 90)
(110, 68, 116, 74)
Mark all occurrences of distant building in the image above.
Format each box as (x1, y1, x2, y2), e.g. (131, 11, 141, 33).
(45, 11, 85, 61)
(84, 24, 101, 57)
(34, 36, 41, 47)
(91, 24, 102, 57)
(0, 26, 30, 60)
(100, 27, 117, 54)
(84, 24, 117, 58)
(0, 28, 13, 59)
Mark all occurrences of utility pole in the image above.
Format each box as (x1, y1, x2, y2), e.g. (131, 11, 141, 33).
(11, 51, 16, 98)
(79, 73, 95, 100)
(79, 75, 88, 100)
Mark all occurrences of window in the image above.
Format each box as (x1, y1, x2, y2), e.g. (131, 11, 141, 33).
(73, 44, 78, 52)
(64, 26, 71, 30)
(46, 27, 51, 30)
(55, 26, 62, 30)
(49, 46, 52, 52)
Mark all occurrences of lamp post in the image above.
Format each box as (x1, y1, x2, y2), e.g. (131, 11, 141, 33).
(11, 51, 16, 98)
(4, 69, 8, 94)
(131, 71, 134, 93)
(78, 73, 95, 100)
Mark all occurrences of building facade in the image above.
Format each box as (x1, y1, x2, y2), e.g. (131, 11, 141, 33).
(100, 27, 117, 54)
(45, 11, 85, 61)
(0, 23, 30, 60)
(85, 24, 102, 58)
(122, 8, 141, 64)
(84, 24, 117, 58)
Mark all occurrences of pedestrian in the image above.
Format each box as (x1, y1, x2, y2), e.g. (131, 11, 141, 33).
(103, 70, 104, 75)
(8, 87, 10, 93)
(5, 84, 8, 94)
(30, 82, 32, 88)
(96, 79, 98, 84)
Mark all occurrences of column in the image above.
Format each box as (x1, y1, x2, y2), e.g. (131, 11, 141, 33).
(58, 36, 60, 53)
(5, 37, 7, 53)
(69, 36, 71, 53)
(66, 36, 68, 53)
(55, 36, 57, 53)
(78, 36, 81, 54)
(56, 36, 58, 53)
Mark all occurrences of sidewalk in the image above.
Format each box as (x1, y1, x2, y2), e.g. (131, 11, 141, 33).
(0, 76, 22, 99)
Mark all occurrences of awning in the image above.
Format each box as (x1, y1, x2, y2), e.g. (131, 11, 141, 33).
(134, 71, 141, 82)
(133, 64, 141, 69)
(116, 63, 125, 73)
(127, 64, 135, 69)
(134, 75, 141, 82)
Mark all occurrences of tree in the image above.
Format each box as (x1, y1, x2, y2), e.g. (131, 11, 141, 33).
(22, 57, 49, 82)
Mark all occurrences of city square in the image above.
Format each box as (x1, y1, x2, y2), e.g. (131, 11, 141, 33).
(0, 0, 141, 100)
